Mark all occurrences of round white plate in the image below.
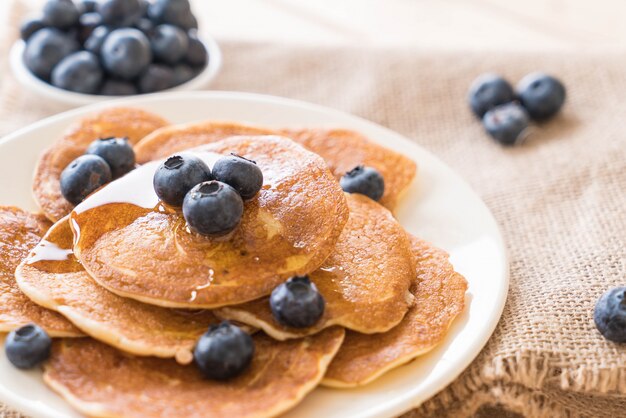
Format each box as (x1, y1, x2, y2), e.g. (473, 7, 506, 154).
(0, 92, 508, 418)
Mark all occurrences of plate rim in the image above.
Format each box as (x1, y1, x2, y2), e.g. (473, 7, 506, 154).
(0, 91, 509, 418)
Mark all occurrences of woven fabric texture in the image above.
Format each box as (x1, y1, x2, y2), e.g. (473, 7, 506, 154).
(1, 1, 625, 417)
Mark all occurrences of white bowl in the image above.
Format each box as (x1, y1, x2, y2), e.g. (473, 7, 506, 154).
(9, 34, 222, 107)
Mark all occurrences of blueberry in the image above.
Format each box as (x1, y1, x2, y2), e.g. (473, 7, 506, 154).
(86, 137, 135, 178)
(101, 28, 152, 80)
(482, 102, 530, 146)
(51, 51, 103, 94)
(97, 0, 141, 27)
(148, 0, 193, 28)
(23, 28, 79, 80)
(77, 12, 102, 43)
(516, 72, 566, 121)
(5, 324, 52, 369)
(153, 154, 212, 207)
(180, 13, 198, 31)
(84, 25, 110, 55)
(212, 154, 263, 200)
(468, 74, 515, 118)
(270, 276, 325, 328)
(172, 63, 195, 86)
(150, 24, 189, 64)
(60, 155, 112, 205)
(20, 17, 47, 41)
(137, 64, 176, 93)
(100, 79, 137, 96)
(340, 165, 385, 201)
(77, 0, 98, 14)
(185, 30, 207, 67)
(42, 0, 79, 29)
(135, 17, 155, 36)
(594, 287, 626, 343)
(194, 321, 254, 380)
(183, 181, 244, 237)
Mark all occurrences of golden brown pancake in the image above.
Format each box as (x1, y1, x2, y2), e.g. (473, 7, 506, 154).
(15, 217, 218, 364)
(72, 136, 349, 309)
(0, 206, 80, 337)
(281, 129, 417, 210)
(33, 108, 169, 222)
(134, 121, 274, 164)
(322, 236, 467, 387)
(133, 122, 416, 210)
(217, 193, 415, 340)
(44, 328, 345, 418)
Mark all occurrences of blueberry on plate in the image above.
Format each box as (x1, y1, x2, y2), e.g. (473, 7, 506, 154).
(101, 28, 152, 80)
(468, 73, 515, 118)
(60, 155, 112, 205)
(516, 72, 566, 121)
(51, 51, 103, 94)
(100, 79, 138, 96)
(194, 321, 254, 380)
(212, 154, 263, 200)
(340, 165, 385, 201)
(185, 30, 207, 67)
(270, 275, 325, 328)
(42, 0, 79, 30)
(594, 287, 626, 343)
(172, 63, 195, 86)
(84, 25, 111, 55)
(137, 63, 176, 93)
(148, 0, 193, 28)
(153, 154, 212, 206)
(20, 17, 47, 41)
(482, 102, 530, 146)
(86, 137, 135, 178)
(97, 0, 142, 27)
(5, 324, 52, 369)
(23, 28, 79, 80)
(183, 181, 244, 237)
(77, 12, 103, 43)
(150, 24, 189, 65)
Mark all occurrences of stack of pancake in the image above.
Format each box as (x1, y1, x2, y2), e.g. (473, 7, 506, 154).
(1, 108, 467, 417)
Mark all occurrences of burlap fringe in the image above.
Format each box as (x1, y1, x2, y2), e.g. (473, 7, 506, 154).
(409, 352, 626, 417)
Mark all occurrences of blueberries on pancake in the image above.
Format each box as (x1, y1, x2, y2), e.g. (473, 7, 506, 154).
(340, 165, 385, 201)
(270, 276, 326, 328)
(5, 324, 52, 369)
(86, 137, 136, 179)
(60, 154, 112, 205)
(212, 154, 264, 200)
(516, 72, 566, 121)
(468, 73, 515, 118)
(182, 181, 244, 237)
(594, 287, 626, 343)
(153, 154, 212, 207)
(194, 321, 254, 380)
(482, 102, 530, 146)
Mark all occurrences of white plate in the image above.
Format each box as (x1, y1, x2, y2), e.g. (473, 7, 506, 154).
(0, 92, 508, 418)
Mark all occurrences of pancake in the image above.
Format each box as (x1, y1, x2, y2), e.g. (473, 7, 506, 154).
(133, 122, 416, 210)
(134, 121, 274, 164)
(0, 206, 80, 337)
(322, 236, 467, 387)
(281, 129, 417, 210)
(15, 217, 219, 364)
(33, 107, 169, 222)
(72, 136, 350, 309)
(44, 328, 345, 418)
(217, 193, 415, 340)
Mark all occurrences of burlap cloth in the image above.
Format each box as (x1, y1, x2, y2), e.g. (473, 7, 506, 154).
(1, 1, 625, 417)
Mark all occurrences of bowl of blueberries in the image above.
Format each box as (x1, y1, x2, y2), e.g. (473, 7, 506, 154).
(10, 0, 221, 106)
